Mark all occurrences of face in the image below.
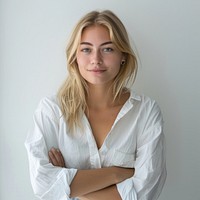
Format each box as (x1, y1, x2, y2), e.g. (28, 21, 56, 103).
(76, 25, 124, 86)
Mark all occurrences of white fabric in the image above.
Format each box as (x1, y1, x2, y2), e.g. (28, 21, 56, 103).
(25, 90, 166, 200)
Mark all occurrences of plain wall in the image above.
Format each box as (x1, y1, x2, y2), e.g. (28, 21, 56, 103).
(1, 0, 200, 199)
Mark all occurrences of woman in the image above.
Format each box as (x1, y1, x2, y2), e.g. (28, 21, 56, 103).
(25, 10, 166, 200)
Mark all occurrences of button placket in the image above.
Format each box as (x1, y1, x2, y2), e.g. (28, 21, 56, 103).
(84, 115, 102, 168)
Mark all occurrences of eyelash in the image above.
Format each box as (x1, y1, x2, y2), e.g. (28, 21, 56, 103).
(103, 48, 113, 52)
(80, 47, 114, 53)
(81, 48, 91, 53)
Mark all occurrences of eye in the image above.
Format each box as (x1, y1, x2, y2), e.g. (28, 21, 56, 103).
(81, 48, 91, 53)
(102, 47, 114, 53)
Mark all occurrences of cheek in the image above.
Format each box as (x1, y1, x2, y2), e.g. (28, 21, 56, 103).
(114, 66, 121, 75)
(76, 59, 86, 77)
(109, 59, 121, 71)
(76, 56, 81, 66)
(76, 55, 88, 68)
(113, 60, 122, 75)
(107, 54, 122, 66)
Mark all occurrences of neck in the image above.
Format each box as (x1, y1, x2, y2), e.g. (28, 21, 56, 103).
(86, 84, 129, 110)
(86, 84, 114, 109)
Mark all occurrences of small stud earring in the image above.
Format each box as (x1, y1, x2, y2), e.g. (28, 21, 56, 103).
(121, 60, 126, 66)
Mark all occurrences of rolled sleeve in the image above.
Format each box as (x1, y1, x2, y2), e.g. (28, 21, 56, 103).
(117, 178, 137, 200)
(39, 169, 77, 200)
(25, 99, 77, 200)
(133, 126, 166, 200)
(117, 102, 167, 200)
(25, 137, 77, 200)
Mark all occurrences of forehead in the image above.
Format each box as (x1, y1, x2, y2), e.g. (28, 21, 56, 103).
(81, 25, 111, 42)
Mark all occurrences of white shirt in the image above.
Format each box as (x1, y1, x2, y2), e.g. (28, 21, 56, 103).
(25, 90, 167, 200)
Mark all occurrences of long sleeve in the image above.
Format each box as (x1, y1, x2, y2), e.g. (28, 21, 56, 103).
(25, 98, 77, 200)
(116, 101, 167, 200)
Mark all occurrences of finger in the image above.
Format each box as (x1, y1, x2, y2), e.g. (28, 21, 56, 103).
(57, 149, 66, 167)
(52, 148, 64, 167)
(48, 152, 54, 165)
(49, 148, 61, 166)
(54, 148, 66, 167)
(48, 150, 58, 166)
(49, 148, 65, 167)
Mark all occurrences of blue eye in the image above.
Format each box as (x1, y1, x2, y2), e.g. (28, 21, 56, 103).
(81, 48, 91, 53)
(103, 48, 113, 52)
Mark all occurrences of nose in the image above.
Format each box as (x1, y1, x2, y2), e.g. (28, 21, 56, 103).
(90, 50, 102, 65)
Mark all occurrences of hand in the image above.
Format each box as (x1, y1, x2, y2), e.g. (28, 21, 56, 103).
(48, 147, 66, 168)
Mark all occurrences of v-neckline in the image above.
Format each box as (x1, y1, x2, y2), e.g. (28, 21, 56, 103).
(83, 95, 133, 151)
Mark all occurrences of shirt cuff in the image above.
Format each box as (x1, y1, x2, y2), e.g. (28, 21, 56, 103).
(40, 168, 77, 200)
(116, 178, 137, 200)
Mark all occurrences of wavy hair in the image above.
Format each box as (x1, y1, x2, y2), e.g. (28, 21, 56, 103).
(58, 10, 138, 132)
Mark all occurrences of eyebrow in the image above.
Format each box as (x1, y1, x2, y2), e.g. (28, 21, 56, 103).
(80, 41, 113, 46)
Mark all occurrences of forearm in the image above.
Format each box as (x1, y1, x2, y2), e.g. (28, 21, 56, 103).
(79, 185, 122, 200)
(70, 167, 134, 198)
(48, 148, 134, 198)
(70, 167, 116, 197)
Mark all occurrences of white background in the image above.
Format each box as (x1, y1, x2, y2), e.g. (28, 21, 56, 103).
(1, 0, 200, 199)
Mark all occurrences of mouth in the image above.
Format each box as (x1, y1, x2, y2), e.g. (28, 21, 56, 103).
(87, 69, 107, 73)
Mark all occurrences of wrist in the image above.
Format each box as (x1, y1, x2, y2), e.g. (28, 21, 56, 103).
(111, 167, 123, 184)
(112, 167, 134, 183)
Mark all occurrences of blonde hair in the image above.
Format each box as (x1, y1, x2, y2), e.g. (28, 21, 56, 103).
(58, 10, 138, 132)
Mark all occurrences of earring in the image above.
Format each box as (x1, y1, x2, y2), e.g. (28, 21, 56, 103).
(121, 60, 126, 66)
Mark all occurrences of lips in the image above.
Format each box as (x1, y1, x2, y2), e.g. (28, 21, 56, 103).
(89, 69, 106, 72)
(87, 68, 107, 73)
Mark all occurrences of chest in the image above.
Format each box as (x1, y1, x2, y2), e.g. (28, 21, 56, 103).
(59, 105, 139, 169)
(87, 106, 122, 149)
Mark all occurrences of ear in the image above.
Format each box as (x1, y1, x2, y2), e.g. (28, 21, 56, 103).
(121, 60, 126, 66)
(120, 53, 127, 66)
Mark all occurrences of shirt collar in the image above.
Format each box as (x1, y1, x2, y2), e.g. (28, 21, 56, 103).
(129, 90, 142, 103)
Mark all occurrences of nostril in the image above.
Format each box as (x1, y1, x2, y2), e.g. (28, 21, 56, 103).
(90, 60, 103, 65)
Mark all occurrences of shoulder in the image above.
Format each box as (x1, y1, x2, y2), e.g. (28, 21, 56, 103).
(35, 94, 62, 120)
(129, 90, 163, 122)
(129, 90, 157, 106)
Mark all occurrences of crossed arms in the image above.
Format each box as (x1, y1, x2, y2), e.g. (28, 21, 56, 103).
(48, 147, 135, 200)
